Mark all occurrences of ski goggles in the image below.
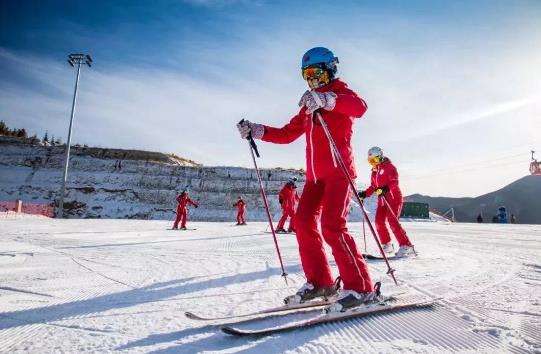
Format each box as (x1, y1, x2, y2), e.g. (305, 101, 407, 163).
(302, 65, 326, 80)
(367, 155, 380, 167)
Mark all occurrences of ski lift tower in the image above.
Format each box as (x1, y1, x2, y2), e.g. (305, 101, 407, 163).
(530, 150, 541, 176)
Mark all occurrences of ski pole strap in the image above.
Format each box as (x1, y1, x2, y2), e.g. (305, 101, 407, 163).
(239, 119, 260, 158)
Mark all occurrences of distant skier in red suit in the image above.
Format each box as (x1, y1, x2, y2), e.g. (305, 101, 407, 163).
(358, 147, 415, 257)
(276, 178, 300, 233)
(233, 196, 247, 225)
(173, 189, 198, 230)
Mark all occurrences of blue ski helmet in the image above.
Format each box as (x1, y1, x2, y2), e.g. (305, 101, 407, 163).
(301, 47, 339, 77)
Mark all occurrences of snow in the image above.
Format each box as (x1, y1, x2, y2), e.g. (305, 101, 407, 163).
(0, 218, 539, 353)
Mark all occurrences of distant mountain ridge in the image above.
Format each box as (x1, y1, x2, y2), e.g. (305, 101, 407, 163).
(407, 175, 541, 224)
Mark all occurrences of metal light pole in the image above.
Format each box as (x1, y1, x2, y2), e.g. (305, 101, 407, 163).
(57, 53, 92, 218)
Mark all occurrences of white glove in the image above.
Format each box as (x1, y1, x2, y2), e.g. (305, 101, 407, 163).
(298, 90, 337, 115)
(237, 120, 265, 140)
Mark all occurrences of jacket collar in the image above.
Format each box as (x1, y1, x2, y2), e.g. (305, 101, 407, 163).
(315, 78, 347, 93)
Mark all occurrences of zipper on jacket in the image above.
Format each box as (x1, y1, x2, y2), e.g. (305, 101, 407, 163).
(309, 117, 317, 182)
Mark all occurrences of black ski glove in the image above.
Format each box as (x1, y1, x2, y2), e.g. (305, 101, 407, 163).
(358, 190, 367, 200)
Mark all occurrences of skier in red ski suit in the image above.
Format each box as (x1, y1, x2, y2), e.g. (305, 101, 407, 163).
(233, 196, 247, 225)
(276, 179, 300, 233)
(173, 191, 198, 230)
(237, 47, 375, 311)
(359, 147, 415, 257)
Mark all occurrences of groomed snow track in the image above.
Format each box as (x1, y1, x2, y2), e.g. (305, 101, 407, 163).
(0, 218, 539, 353)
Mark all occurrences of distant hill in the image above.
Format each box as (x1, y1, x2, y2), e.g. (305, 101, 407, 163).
(407, 175, 541, 224)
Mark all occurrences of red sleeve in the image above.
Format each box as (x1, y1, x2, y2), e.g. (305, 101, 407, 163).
(187, 198, 197, 207)
(176, 195, 182, 203)
(262, 111, 306, 144)
(333, 88, 367, 118)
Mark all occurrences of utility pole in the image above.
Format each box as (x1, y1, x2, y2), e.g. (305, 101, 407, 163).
(57, 53, 92, 218)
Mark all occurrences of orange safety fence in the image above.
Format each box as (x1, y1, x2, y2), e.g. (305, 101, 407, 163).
(0, 201, 54, 218)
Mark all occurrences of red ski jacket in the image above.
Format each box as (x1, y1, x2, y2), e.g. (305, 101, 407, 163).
(176, 194, 198, 209)
(233, 199, 246, 211)
(278, 184, 300, 211)
(364, 158, 402, 206)
(262, 79, 367, 181)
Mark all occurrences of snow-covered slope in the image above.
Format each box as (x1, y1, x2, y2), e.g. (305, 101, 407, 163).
(0, 218, 538, 353)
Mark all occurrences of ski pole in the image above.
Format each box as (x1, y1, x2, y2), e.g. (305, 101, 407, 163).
(380, 195, 417, 255)
(239, 119, 288, 285)
(380, 195, 400, 222)
(362, 211, 367, 253)
(311, 105, 397, 285)
(351, 199, 367, 252)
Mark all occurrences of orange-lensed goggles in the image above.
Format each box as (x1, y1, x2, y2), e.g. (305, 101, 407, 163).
(302, 66, 326, 80)
(368, 156, 380, 167)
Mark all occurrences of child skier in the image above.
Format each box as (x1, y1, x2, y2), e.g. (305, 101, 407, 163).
(173, 189, 198, 230)
(237, 47, 376, 311)
(358, 147, 415, 257)
(276, 177, 300, 233)
(233, 196, 247, 225)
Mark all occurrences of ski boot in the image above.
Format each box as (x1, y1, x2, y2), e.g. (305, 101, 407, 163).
(382, 242, 394, 254)
(395, 245, 416, 258)
(284, 277, 341, 305)
(180, 226, 187, 230)
(327, 282, 382, 313)
(275, 228, 287, 234)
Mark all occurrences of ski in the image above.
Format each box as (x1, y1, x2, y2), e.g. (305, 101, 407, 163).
(221, 298, 436, 337)
(168, 228, 197, 231)
(363, 253, 400, 260)
(186, 290, 407, 322)
(362, 253, 417, 260)
(185, 297, 336, 321)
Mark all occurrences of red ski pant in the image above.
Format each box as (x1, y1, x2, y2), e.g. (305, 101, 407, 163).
(237, 210, 245, 224)
(295, 177, 373, 292)
(277, 208, 295, 231)
(375, 196, 412, 247)
(173, 207, 188, 228)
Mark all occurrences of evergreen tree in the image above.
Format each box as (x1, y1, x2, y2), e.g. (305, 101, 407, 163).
(16, 128, 27, 138)
(0, 120, 7, 135)
(43, 131, 49, 143)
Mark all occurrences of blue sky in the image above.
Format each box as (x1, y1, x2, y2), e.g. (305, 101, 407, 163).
(1, 0, 540, 197)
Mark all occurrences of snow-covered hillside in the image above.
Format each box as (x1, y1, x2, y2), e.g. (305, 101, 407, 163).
(0, 218, 539, 353)
(0, 138, 316, 221)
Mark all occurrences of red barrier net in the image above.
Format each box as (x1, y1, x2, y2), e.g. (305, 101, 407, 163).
(0, 201, 54, 218)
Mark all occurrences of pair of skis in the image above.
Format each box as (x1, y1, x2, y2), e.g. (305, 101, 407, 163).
(185, 292, 436, 336)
